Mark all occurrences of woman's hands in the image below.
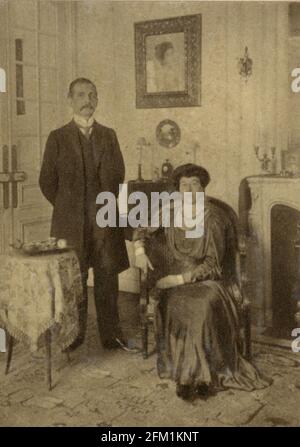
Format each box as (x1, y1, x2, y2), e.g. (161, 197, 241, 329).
(155, 271, 196, 289)
(156, 275, 181, 289)
(134, 238, 196, 288)
(156, 274, 184, 289)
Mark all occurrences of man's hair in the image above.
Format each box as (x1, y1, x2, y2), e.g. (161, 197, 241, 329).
(68, 77, 97, 97)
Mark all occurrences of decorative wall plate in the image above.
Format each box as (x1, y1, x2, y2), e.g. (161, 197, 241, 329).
(156, 119, 181, 148)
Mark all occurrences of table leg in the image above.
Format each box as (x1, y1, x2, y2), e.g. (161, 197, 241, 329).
(5, 332, 14, 375)
(45, 329, 52, 391)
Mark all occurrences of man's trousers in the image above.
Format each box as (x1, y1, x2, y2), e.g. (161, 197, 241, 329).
(77, 266, 122, 346)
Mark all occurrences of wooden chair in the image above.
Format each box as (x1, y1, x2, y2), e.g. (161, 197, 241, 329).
(139, 196, 252, 360)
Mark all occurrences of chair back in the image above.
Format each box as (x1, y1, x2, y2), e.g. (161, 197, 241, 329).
(207, 196, 239, 285)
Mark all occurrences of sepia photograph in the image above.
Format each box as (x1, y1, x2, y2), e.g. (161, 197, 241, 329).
(146, 33, 186, 93)
(0, 0, 300, 436)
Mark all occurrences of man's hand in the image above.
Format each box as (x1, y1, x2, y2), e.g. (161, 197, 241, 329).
(135, 253, 154, 275)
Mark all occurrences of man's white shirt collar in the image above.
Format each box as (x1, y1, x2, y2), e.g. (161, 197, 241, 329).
(73, 114, 95, 129)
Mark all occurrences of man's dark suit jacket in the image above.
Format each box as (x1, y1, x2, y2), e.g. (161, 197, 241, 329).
(39, 120, 129, 274)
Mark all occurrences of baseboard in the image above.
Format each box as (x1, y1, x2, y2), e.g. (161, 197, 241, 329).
(252, 326, 292, 350)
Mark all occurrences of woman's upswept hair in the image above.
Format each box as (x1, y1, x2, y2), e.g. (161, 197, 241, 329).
(172, 163, 210, 190)
(155, 41, 174, 63)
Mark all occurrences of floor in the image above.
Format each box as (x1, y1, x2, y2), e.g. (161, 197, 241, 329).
(0, 291, 300, 427)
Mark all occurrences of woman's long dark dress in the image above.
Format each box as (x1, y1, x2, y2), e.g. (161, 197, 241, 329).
(135, 201, 271, 391)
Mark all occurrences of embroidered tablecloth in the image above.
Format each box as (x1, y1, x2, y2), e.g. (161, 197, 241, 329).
(0, 250, 83, 351)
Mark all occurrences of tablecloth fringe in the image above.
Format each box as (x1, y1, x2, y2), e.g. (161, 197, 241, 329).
(0, 315, 79, 352)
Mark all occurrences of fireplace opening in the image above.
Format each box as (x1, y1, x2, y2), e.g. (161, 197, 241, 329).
(270, 204, 300, 338)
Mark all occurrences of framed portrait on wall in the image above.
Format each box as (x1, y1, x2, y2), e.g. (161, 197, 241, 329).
(135, 14, 202, 108)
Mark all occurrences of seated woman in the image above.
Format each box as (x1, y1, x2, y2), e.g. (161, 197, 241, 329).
(134, 163, 271, 400)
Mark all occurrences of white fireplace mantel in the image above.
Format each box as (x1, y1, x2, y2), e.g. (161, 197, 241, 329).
(246, 176, 300, 329)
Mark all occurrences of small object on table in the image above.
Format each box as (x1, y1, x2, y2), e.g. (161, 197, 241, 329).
(12, 237, 72, 255)
(152, 167, 160, 181)
(161, 159, 174, 179)
(0, 249, 83, 390)
(57, 238, 67, 249)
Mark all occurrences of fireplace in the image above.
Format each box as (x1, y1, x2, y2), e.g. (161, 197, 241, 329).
(271, 204, 299, 338)
(245, 176, 300, 337)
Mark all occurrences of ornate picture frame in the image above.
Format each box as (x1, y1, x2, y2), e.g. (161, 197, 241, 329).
(135, 14, 202, 109)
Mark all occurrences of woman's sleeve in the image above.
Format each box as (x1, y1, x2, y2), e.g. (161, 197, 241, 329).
(191, 217, 226, 282)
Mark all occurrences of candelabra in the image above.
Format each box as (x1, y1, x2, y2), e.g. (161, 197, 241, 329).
(254, 145, 276, 173)
(136, 137, 150, 181)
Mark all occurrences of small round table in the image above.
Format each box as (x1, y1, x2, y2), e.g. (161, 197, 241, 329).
(0, 249, 83, 390)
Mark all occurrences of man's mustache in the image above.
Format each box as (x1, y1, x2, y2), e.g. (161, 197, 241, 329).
(80, 104, 94, 110)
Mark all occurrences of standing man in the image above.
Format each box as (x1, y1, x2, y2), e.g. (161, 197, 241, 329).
(39, 78, 129, 351)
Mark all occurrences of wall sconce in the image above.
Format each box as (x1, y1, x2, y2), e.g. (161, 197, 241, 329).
(238, 47, 253, 82)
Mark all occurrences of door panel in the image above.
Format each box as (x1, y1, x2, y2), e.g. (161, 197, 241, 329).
(0, 0, 75, 248)
(0, 1, 12, 253)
